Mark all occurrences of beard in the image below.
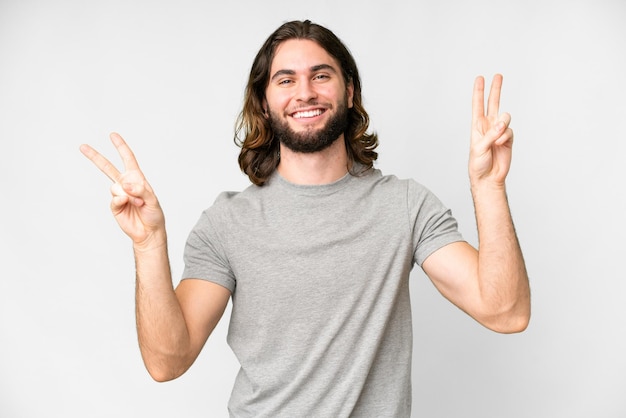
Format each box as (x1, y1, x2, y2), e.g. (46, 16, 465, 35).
(268, 96, 350, 154)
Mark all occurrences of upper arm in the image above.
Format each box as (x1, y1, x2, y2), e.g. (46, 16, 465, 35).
(175, 278, 231, 361)
(421, 241, 482, 321)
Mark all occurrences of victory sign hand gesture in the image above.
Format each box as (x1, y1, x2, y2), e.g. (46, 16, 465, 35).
(469, 74, 514, 188)
(80, 133, 166, 250)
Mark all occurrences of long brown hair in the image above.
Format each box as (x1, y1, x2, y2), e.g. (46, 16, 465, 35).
(234, 20, 378, 186)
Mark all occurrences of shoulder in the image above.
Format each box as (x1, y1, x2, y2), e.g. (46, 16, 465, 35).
(361, 167, 436, 201)
(208, 183, 264, 212)
(195, 180, 281, 232)
(188, 184, 262, 243)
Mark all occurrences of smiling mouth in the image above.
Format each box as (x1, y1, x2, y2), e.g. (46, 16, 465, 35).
(291, 109, 325, 119)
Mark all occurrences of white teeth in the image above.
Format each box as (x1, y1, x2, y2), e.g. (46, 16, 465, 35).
(292, 109, 323, 119)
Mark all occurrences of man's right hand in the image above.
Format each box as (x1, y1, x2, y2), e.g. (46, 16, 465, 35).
(80, 132, 166, 250)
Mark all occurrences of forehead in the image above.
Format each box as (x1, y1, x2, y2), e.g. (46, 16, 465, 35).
(270, 39, 340, 74)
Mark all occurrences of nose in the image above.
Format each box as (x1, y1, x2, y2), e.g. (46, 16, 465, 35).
(295, 79, 317, 102)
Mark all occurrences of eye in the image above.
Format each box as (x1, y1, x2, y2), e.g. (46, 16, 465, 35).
(278, 79, 293, 85)
(313, 73, 330, 81)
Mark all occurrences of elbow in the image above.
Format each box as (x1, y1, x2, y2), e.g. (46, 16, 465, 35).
(477, 285, 531, 334)
(489, 312, 530, 334)
(142, 356, 191, 383)
(148, 368, 180, 383)
(479, 301, 531, 334)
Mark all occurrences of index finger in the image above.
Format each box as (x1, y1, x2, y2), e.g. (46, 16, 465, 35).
(486, 73, 503, 120)
(472, 75, 485, 125)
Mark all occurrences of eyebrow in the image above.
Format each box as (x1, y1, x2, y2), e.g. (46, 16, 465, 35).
(270, 64, 339, 83)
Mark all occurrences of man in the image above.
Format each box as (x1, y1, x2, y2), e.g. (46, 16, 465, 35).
(80, 20, 529, 418)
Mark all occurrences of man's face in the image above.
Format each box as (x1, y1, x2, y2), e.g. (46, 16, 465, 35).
(265, 39, 354, 153)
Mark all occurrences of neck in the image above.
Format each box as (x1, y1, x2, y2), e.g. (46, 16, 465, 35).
(277, 135, 349, 185)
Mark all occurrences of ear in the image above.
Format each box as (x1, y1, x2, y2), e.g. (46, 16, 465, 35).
(346, 80, 354, 109)
(262, 98, 269, 118)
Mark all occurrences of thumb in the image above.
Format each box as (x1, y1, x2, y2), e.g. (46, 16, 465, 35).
(121, 180, 159, 207)
(478, 112, 511, 149)
(492, 113, 511, 135)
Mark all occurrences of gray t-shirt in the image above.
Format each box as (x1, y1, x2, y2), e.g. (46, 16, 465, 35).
(182, 168, 463, 417)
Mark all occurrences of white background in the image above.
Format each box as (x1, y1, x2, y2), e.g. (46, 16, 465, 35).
(1, 0, 625, 417)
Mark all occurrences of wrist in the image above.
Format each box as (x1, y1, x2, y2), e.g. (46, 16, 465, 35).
(470, 180, 510, 212)
(470, 178, 507, 196)
(133, 229, 168, 253)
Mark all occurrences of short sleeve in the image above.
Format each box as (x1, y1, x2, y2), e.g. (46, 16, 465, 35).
(408, 180, 464, 266)
(182, 207, 236, 293)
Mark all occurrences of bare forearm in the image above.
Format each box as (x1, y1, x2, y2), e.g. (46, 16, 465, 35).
(472, 183, 530, 332)
(134, 231, 192, 381)
(80, 134, 198, 379)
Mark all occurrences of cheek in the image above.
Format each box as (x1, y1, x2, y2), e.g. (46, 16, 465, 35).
(324, 85, 351, 107)
(265, 88, 291, 111)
